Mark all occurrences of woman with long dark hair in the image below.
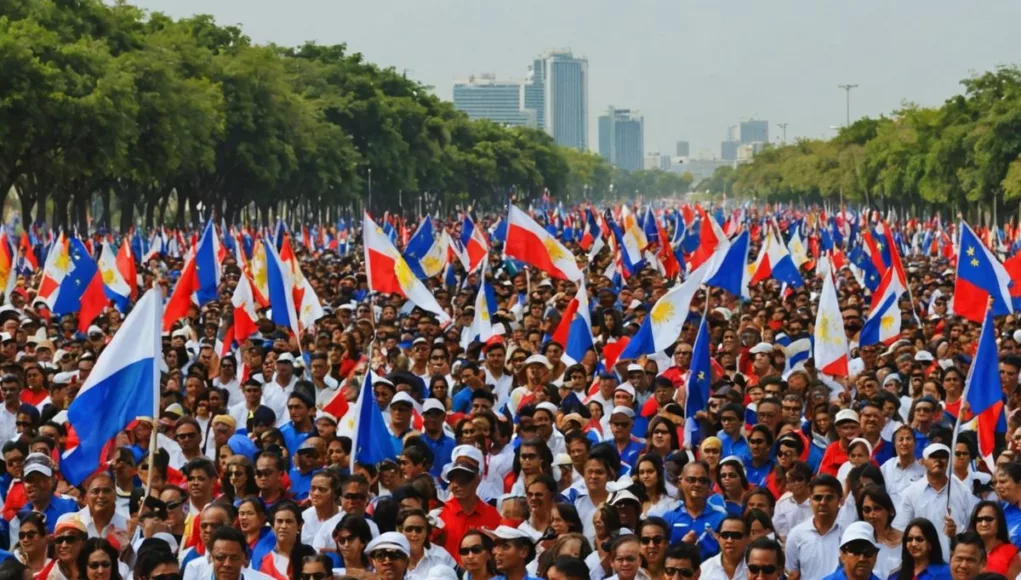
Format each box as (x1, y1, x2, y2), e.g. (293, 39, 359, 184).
(218, 456, 258, 506)
(716, 457, 750, 516)
(77, 539, 121, 580)
(14, 512, 50, 576)
(896, 519, 949, 580)
(238, 497, 276, 572)
(507, 439, 554, 495)
(332, 515, 373, 574)
(955, 500, 1021, 577)
(551, 503, 585, 536)
(857, 485, 901, 579)
(644, 416, 680, 460)
(259, 500, 312, 580)
(397, 508, 455, 579)
(635, 454, 678, 518)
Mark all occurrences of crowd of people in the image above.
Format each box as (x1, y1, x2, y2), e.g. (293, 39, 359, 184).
(0, 205, 1016, 580)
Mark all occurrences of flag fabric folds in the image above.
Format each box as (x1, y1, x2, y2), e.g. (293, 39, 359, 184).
(505, 205, 582, 281)
(619, 264, 707, 360)
(61, 288, 161, 485)
(960, 304, 1005, 471)
(550, 279, 595, 365)
(98, 242, 131, 312)
(350, 370, 398, 470)
(683, 313, 712, 448)
(955, 221, 1013, 323)
(52, 239, 107, 333)
(813, 269, 849, 376)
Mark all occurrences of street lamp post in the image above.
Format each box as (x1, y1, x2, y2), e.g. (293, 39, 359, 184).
(777, 123, 789, 144)
(367, 167, 372, 212)
(838, 84, 858, 127)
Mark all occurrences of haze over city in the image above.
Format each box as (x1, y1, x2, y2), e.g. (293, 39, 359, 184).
(128, 0, 1021, 160)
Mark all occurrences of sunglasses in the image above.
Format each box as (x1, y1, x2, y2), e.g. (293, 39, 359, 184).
(343, 493, 367, 501)
(719, 531, 745, 541)
(641, 535, 665, 545)
(906, 536, 927, 544)
(54, 535, 81, 545)
(88, 561, 112, 570)
(18, 531, 38, 540)
(255, 469, 276, 478)
(843, 546, 878, 557)
(975, 516, 996, 524)
(371, 549, 405, 562)
(335, 535, 358, 546)
(300, 575, 327, 580)
(175, 431, 198, 440)
(665, 567, 696, 578)
(460, 545, 485, 556)
(683, 476, 710, 486)
(401, 525, 425, 534)
(748, 565, 778, 575)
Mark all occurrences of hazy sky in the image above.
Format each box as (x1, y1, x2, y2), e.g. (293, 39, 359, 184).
(130, 0, 1021, 159)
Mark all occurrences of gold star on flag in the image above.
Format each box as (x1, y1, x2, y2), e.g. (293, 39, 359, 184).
(971, 258, 980, 267)
(697, 371, 705, 381)
(967, 246, 975, 257)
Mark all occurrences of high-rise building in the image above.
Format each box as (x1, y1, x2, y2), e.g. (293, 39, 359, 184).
(676, 141, 690, 157)
(644, 152, 670, 171)
(533, 50, 588, 150)
(740, 120, 769, 144)
(452, 74, 537, 128)
(721, 141, 739, 161)
(598, 107, 644, 172)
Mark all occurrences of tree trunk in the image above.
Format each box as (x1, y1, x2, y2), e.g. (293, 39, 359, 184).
(18, 186, 35, 228)
(101, 188, 112, 230)
(119, 190, 137, 234)
(158, 194, 170, 227)
(36, 190, 48, 225)
(174, 191, 186, 229)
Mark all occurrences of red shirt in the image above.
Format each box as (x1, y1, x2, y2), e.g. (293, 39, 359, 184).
(439, 497, 501, 564)
(818, 441, 848, 477)
(20, 388, 47, 407)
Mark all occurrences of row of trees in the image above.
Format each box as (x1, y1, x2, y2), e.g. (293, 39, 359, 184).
(0, 0, 698, 232)
(698, 67, 1021, 222)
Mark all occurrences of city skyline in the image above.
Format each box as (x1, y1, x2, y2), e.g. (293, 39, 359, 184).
(126, 0, 1021, 157)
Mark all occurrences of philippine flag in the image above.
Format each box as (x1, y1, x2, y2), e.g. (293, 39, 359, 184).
(704, 230, 752, 300)
(460, 259, 495, 350)
(813, 268, 849, 376)
(958, 304, 1005, 471)
(263, 239, 302, 339)
(505, 205, 582, 281)
(550, 279, 595, 365)
(461, 215, 489, 273)
(618, 263, 708, 360)
(859, 268, 905, 347)
(231, 273, 260, 342)
(61, 288, 160, 485)
(363, 213, 450, 325)
(97, 242, 131, 312)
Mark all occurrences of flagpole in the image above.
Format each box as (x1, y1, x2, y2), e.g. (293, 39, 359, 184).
(146, 287, 163, 497)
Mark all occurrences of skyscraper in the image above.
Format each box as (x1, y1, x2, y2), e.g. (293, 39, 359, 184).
(676, 141, 690, 157)
(721, 141, 739, 161)
(740, 120, 769, 144)
(452, 74, 537, 128)
(529, 50, 588, 150)
(598, 107, 644, 172)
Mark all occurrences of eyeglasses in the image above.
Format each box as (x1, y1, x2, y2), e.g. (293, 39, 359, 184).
(175, 431, 198, 440)
(720, 472, 740, 480)
(229, 470, 245, 479)
(88, 561, 112, 570)
(335, 535, 358, 546)
(665, 567, 696, 578)
(614, 556, 639, 564)
(719, 531, 745, 540)
(459, 545, 485, 555)
(747, 565, 778, 575)
(975, 516, 996, 524)
(611, 421, 631, 428)
(371, 549, 405, 562)
(53, 535, 81, 545)
(641, 535, 665, 545)
(906, 536, 927, 544)
(255, 469, 276, 478)
(811, 494, 837, 503)
(683, 476, 710, 486)
(15, 421, 32, 428)
(18, 531, 38, 540)
(300, 574, 327, 580)
(748, 438, 767, 445)
(954, 451, 970, 458)
(519, 453, 538, 461)
(343, 493, 367, 501)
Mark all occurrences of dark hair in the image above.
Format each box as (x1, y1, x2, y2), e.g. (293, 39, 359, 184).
(808, 474, 843, 497)
(744, 508, 775, 536)
(182, 456, 217, 479)
(744, 536, 785, 569)
(513, 438, 554, 477)
(372, 497, 399, 534)
(0, 559, 29, 580)
(77, 538, 122, 580)
(19, 511, 46, 537)
(644, 416, 680, 453)
(459, 530, 496, 577)
(526, 474, 559, 497)
(210, 526, 249, 558)
(396, 508, 432, 548)
(549, 556, 589, 580)
(856, 485, 897, 524)
(742, 487, 777, 515)
(237, 496, 268, 525)
(133, 543, 179, 580)
(716, 514, 747, 533)
(717, 458, 750, 494)
(638, 516, 669, 539)
(969, 501, 1009, 545)
(666, 542, 702, 569)
(898, 519, 945, 580)
(951, 531, 987, 563)
(998, 462, 1021, 483)
(636, 454, 668, 499)
(552, 503, 585, 534)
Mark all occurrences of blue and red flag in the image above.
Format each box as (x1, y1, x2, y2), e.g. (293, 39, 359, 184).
(960, 303, 1005, 471)
(955, 221, 1014, 323)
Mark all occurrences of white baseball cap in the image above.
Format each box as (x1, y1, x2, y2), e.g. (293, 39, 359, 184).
(834, 409, 860, 425)
(390, 392, 416, 408)
(626, 363, 644, 374)
(749, 342, 774, 355)
(615, 384, 636, 399)
(485, 525, 534, 541)
(923, 443, 951, 459)
(840, 521, 879, 549)
(366, 532, 410, 557)
(422, 399, 446, 414)
(611, 405, 635, 419)
(524, 354, 552, 369)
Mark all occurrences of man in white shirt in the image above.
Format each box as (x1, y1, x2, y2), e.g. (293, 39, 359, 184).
(0, 373, 22, 442)
(310, 353, 340, 408)
(77, 472, 128, 538)
(262, 353, 298, 427)
(892, 443, 975, 558)
(785, 474, 844, 580)
(701, 516, 749, 580)
(482, 340, 513, 409)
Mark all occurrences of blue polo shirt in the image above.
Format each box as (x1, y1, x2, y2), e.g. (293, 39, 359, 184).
(421, 431, 456, 478)
(718, 431, 750, 461)
(279, 422, 315, 459)
(617, 439, 645, 470)
(24, 495, 79, 533)
(1002, 501, 1021, 548)
(451, 386, 479, 414)
(822, 567, 882, 580)
(744, 458, 775, 487)
(289, 467, 320, 501)
(662, 499, 727, 558)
